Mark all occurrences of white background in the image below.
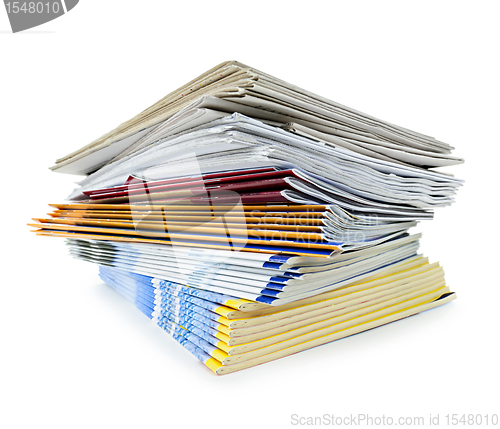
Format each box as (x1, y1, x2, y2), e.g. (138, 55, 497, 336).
(1, 1, 499, 428)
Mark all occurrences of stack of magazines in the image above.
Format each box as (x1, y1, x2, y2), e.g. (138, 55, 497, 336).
(30, 61, 463, 375)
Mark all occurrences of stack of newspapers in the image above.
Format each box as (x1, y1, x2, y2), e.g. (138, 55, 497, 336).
(30, 61, 463, 375)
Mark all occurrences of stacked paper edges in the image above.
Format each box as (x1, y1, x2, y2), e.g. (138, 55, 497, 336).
(30, 61, 463, 375)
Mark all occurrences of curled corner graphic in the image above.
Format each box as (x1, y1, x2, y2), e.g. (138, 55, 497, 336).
(3, 0, 79, 33)
(64, 0, 78, 11)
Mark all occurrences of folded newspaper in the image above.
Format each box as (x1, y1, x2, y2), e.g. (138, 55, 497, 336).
(30, 61, 463, 375)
